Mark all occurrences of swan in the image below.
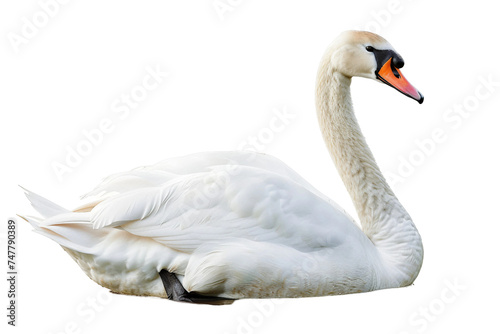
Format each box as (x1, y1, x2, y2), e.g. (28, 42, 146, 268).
(21, 30, 424, 304)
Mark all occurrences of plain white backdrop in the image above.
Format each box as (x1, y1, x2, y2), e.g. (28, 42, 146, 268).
(1, 1, 499, 333)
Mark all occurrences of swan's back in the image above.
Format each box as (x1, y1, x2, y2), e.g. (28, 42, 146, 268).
(24, 151, 381, 299)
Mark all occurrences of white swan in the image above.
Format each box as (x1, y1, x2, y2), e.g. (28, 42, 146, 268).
(22, 30, 424, 304)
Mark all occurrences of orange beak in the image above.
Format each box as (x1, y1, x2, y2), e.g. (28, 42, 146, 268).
(377, 58, 424, 104)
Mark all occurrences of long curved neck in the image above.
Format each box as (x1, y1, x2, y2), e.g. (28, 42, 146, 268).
(315, 62, 423, 286)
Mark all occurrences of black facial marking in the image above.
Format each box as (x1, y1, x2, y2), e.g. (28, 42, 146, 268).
(368, 47, 405, 79)
(367, 46, 423, 104)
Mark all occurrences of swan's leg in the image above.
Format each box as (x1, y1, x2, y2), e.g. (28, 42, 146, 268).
(158, 269, 191, 302)
(158, 269, 234, 305)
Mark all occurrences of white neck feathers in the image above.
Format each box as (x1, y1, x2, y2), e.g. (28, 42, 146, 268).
(315, 56, 423, 287)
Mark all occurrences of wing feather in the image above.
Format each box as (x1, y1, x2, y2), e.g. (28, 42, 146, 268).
(88, 160, 361, 254)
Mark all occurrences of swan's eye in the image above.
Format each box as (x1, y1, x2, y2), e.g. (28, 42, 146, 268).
(365, 46, 374, 52)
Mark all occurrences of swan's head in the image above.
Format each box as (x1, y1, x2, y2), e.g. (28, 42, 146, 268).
(327, 30, 423, 104)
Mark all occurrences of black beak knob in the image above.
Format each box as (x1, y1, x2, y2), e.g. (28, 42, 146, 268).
(392, 56, 405, 69)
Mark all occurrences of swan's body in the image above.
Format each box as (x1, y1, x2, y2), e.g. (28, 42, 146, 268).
(23, 31, 423, 302)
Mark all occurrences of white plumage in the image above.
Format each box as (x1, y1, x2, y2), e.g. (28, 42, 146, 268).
(22, 31, 424, 302)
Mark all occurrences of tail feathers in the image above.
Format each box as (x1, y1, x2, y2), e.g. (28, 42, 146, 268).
(21, 186, 69, 218)
(20, 187, 109, 254)
(19, 214, 108, 254)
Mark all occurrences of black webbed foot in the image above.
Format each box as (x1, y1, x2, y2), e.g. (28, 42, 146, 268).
(158, 269, 234, 305)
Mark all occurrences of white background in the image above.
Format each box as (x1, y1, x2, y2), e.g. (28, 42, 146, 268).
(1, 1, 499, 333)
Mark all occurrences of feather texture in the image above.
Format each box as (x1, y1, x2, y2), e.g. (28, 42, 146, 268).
(22, 30, 423, 300)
